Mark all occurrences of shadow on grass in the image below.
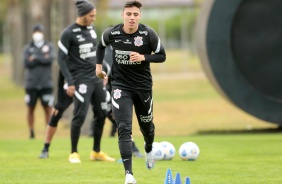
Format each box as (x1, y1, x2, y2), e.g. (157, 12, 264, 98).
(196, 126, 282, 135)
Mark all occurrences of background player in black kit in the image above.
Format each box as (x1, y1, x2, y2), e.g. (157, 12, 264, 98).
(95, 1, 166, 183)
(57, 0, 114, 163)
(38, 62, 143, 159)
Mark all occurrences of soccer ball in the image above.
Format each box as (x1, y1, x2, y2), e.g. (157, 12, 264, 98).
(152, 142, 165, 160)
(178, 142, 200, 161)
(159, 141, 175, 160)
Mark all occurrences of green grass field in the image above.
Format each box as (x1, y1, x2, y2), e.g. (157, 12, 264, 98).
(1, 135, 282, 184)
(1, 51, 281, 184)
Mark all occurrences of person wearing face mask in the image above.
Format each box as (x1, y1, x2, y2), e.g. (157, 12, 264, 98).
(23, 23, 55, 139)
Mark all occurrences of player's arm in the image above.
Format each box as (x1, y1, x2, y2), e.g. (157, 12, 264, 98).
(102, 60, 111, 86)
(23, 44, 37, 68)
(36, 43, 55, 65)
(96, 28, 111, 79)
(96, 41, 106, 79)
(143, 27, 166, 63)
(57, 30, 75, 97)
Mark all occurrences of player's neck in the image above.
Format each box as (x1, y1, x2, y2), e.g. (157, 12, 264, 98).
(75, 18, 86, 27)
(123, 25, 138, 34)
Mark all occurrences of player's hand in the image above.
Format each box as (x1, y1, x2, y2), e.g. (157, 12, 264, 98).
(103, 76, 108, 87)
(96, 70, 108, 80)
(28, 55, 35, 62)
(130, 52, 145, 62)
(66, 85, 75, 97)
(44, 53, 50, 58)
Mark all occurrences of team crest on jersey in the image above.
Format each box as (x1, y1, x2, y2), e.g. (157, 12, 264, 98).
(42, 45, 49, 53)
(79, 84, 87, 94)
(113, 89, 122, 100)
(90, 30, 97, 39)
(134, 36, 143, 47)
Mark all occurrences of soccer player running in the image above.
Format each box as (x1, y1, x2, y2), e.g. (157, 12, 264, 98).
(56, 0, 114, 163)
(90, 46, 144, 158)
(96, 1, 166, 183)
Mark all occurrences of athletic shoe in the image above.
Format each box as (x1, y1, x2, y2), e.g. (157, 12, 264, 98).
(90, 151, 115, 161)
(133, 151, 144, 158)
(38, 150, 49, 159)
(145, 151, 155, 170)
(124, 173, 137, 184)
(68, 152, 81, 163)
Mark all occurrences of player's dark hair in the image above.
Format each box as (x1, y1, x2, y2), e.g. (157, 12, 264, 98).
(124, 0, 142, 10)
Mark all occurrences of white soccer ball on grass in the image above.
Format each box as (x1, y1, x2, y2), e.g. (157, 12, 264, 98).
(159, 141, 175, 160)
(178, 141, 200, 161)
(152, 142, 165, 160)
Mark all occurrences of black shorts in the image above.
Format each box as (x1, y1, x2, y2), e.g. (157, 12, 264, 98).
(111, 88, 153, 125)
(25, 88, 54, 107)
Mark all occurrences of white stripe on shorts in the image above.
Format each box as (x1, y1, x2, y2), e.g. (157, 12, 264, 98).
(112, 97, 119, 109)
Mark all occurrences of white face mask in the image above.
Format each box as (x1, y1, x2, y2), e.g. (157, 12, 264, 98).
(32, 32, 44, 43)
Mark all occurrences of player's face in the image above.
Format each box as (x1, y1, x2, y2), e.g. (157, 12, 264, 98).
(83, 9, 96, 26)
(122, 7, 141, 31)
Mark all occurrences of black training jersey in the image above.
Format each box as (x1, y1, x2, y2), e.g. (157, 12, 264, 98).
(58, 23, 99, 86)
(96, 23, 166, 91)
(23, 41, 55, 89)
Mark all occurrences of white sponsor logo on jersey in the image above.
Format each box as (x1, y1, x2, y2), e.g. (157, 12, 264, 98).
(73, 28, 81, 32)
(139, 31, 148, 35)
(123, 39, 132, 44)
(115, 50, 141, 65)
(77, 35, 85, 42)
(79, 43, 96, 59)
(111, 30, 120, 35)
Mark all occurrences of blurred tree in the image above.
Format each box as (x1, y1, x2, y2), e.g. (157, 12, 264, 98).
(7, 0, 24, 85)
(95, 0, 109, 35)
(0, 0, 9, 20)
(28, 0, 52, 41)
(0, 0, 9, 52)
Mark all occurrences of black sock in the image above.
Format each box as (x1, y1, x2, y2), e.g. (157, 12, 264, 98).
(120, 141, 133, 175)
(145, 143, 152, 153)
(123, 157, 133, 175)
(43, 143, 50, 152)
(71, 125, 80, 153)
(30, 130, 35, 139)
